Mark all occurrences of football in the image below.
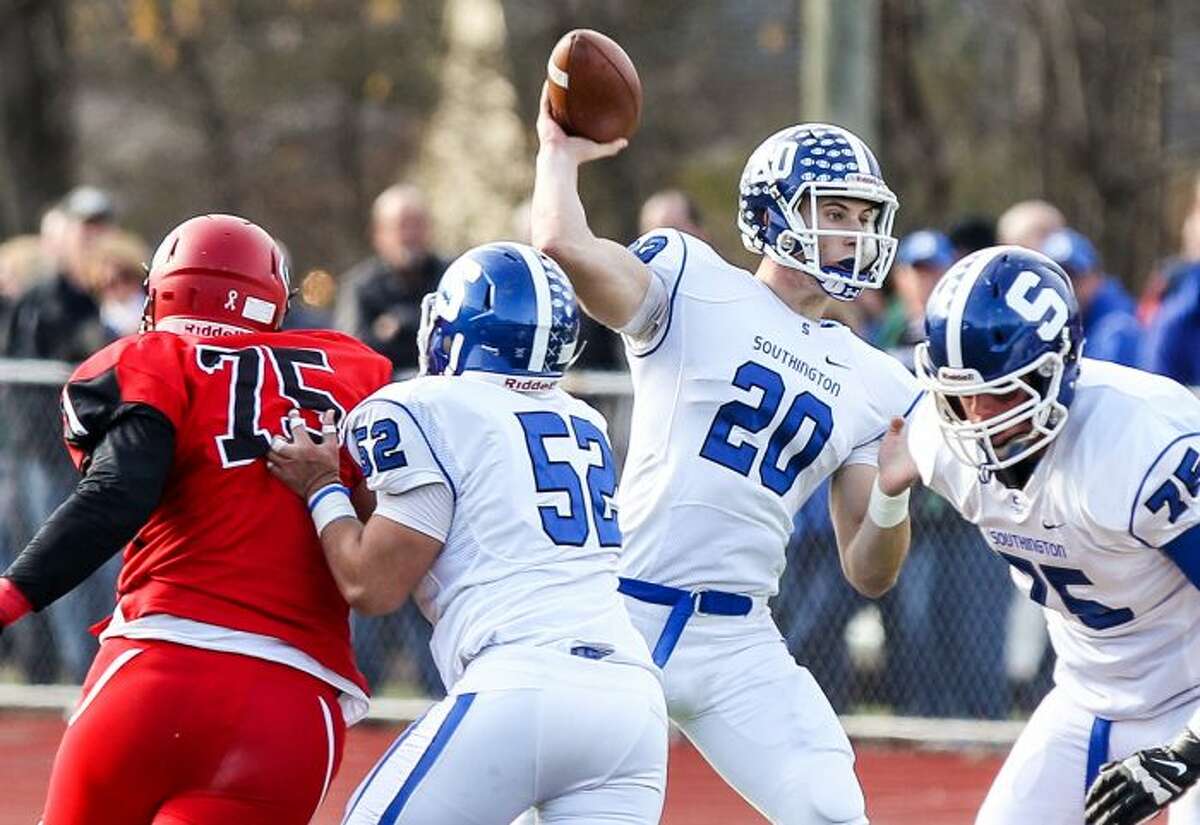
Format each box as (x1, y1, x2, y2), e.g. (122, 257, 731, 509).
(546, 29, 642, 143)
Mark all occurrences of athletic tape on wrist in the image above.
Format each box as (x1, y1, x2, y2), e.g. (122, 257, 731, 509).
(308, 483, 355, 534)
(867, 479, 910, 529)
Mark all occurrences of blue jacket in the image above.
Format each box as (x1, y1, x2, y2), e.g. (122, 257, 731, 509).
(1082, 278, 1141, 367)
(1141, 263, 1200, 386)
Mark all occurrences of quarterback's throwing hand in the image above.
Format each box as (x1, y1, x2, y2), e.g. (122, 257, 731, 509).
(1086, 734, 1200, 825)
(266, 409, 341, 500)
(536, 82, 627, 165)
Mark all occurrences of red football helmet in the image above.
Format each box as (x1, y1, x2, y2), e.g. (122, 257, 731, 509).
(144, 214, 290, 335)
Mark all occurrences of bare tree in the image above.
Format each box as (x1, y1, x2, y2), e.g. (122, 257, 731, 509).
(0, 0, 74, 235)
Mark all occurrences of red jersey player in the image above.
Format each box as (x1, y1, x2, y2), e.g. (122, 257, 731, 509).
(0, 215, 393, 825)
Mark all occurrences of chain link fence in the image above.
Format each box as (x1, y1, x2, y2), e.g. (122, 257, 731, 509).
(0, 361, 1050, 719)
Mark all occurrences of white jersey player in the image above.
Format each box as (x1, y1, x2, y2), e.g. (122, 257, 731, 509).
(882, 245, 1200, 825)
(532, 83, 920, 824)
(268, 242, 666, 825)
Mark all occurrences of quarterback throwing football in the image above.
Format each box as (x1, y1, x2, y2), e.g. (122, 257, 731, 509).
(531, 83, 919, 824)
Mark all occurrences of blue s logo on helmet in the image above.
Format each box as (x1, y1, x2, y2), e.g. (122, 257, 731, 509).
(737, 123, 899, 302)
(915, 245, 1083, 471)
(419, 242, 580, 385)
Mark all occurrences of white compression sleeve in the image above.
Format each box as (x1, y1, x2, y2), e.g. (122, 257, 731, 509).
(373, 481, 454, 542)
(617, 270, 670, 344)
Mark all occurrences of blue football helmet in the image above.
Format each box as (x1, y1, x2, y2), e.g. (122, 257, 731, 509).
(419, 242, 580, 380)
(737, 123, 899, 301)
(915, 245, 1083, 471)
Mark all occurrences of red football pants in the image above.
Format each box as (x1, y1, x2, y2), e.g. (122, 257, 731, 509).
(41, 638, 347, 825)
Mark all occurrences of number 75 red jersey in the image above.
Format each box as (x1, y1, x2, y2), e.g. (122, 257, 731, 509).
(61, 329, 394, 698)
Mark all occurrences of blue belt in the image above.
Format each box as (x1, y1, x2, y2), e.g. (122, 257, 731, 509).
(618, 577, 753, 667)
(1086, 716, 1113, 793)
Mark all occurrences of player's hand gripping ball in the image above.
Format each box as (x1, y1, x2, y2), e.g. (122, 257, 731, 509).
(546, 29, 642, 143)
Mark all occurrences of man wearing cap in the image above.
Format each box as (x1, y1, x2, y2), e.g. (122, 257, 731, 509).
(874, 229, 957, 370)
(3, 187, 117, 363)
(1, 186, 119, 684)
(1041, 228, 1141, 367)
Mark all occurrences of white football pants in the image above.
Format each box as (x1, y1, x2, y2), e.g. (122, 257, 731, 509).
(624, 596, 869, 825)
(342, 646, 668, 825)
(978, 686, 1200, 824)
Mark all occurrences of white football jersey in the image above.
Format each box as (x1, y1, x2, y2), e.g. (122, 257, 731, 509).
(618, 229, 921, 596)
(342, 374, 654, 690)
(910, 358, 1200, 719)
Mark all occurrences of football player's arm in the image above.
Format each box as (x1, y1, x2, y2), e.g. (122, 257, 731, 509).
(0, 407, 174, 631)
(267, 410, 444, 616)
(309, 497, 444, 617)
(828, 418, 915, 598)
(531, 83, 651, 331)
(1086, 430, 1200, 824)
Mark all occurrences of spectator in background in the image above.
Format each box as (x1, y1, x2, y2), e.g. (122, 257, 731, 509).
(90, 230, 150, 339)
(1139, 180, 1200, 385)
(332, 186, 444, 696)
(333, 184, 448, 371)
(0, 235, 45, 349)
(3, 187, 116, 362)
(0, 234, 57, 682)
(638, 188, 709, 240)
(948, 214, 997, 259)
(1, 186, 122, 684)
(1041, 228, 1141, 366)
(996, 199, 1065, 249)
(873, 229, 956, 370)
(1140, 258, 1200, 386)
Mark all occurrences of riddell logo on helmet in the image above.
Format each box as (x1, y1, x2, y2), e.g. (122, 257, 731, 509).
(844, 172, 885, 188)
(505, 377, 556, 391)
(157, 318, 251, 337)
(937, 367, 983, 385)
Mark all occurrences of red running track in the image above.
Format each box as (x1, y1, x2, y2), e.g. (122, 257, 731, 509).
(0, 709, 1156, 825)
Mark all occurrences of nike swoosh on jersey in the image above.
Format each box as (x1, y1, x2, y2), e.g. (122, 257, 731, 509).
(824, 355, 849, 369)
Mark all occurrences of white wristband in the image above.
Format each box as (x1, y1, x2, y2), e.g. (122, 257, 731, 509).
(308, 483, 356, 534)
(867, 478, 910, 529)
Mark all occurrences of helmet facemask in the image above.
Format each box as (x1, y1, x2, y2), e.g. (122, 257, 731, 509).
(418, 290, 468, 377)
(915, 341, 1070, 472)
(777, 181, 898, 301)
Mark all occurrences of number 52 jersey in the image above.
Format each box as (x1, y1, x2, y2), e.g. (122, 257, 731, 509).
(909, 358, 1200, 720)
(341, 374, 655, 692)
(618, 229, 921, 597)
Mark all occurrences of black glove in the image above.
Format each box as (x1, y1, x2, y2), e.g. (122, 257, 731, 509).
(1086, 728, 1200, 825)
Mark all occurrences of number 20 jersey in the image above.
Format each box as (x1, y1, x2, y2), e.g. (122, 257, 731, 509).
(618, 229, 920, 597)
(909, 359, 1200, 719)
(342, 375, 655, 691)
(61, 329, 393, 712)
